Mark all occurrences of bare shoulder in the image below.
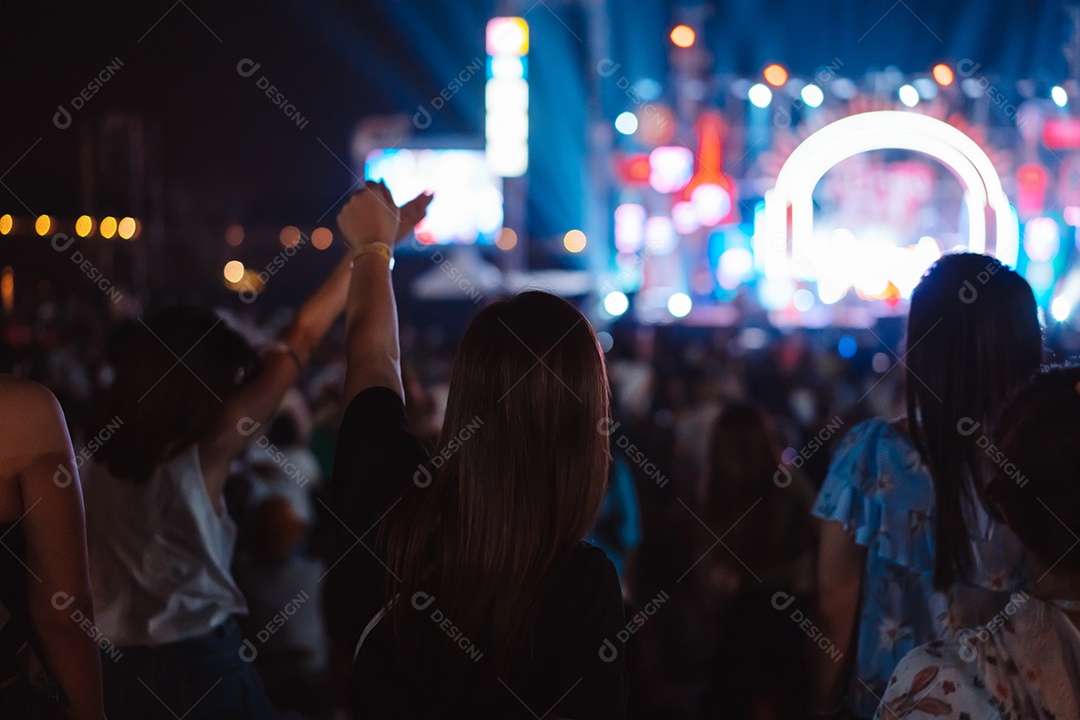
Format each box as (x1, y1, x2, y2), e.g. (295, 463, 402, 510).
(0, 376, 70, 447)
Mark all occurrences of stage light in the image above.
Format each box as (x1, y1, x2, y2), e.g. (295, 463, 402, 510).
(763, 64, 788, 87)
(837, 336, 857, 358)
(667, 292, 691, 318)
(603, 291, 629, 316)
(932, 64, 954, 86)
(1052, 85, 1068, 108)
(99, 216, 117, 239)
(34, 215, 51, 236)
(223, 260, 245, 284)
(490, 55, 524, 80)
(75, 215, 94, 238)
(764, 111, 1018, 275)
(0, 215, 10, 235)
(496, 227, 518, 250)
(898, 84, 919, 107)
(748, 83, 772, 108)
(1052, 296, 1073, 322)
(669, 25, 695, 48)
(486, 21, 529, 178)
(644, 216, 677, 254)
(486, 17, 529, 57)
(279, 226, 302, 248)
(563, 229, 587, 253)
(615, 111, 638, 135)
(648, 146, 694, 193)
(225, 224, 244, 246)
(800, 84, 824, 108)
(117, 217, 137, 240)
(311, 227, 333, 250)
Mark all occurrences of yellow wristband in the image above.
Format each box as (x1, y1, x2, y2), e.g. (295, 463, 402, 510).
(352, 242, 394, 269)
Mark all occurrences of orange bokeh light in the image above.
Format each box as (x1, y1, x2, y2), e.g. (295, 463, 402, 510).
(763, 64, 788, 87)
(669, 25, 695, 48)
(932, 64, 954, 86)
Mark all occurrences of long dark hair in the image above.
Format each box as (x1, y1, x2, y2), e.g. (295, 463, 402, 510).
(987, 366, 1080, 574)
(92, 305, 258, 484)
(905, 253, 1041, 589)
(378, 291, 610, 667)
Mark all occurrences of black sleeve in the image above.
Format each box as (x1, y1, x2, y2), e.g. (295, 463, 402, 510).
(332, 386, 430, 535)
(551, 545, 628, 720)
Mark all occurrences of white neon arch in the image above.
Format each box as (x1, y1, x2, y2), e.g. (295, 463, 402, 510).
(759, 111, 1018, 280)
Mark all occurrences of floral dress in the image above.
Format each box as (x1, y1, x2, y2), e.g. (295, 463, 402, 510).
(813, 418, 1028, 718)
(877, 593, 1080, 720)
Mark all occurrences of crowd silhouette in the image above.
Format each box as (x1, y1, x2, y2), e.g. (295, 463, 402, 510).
(2, 180, 1080, 720)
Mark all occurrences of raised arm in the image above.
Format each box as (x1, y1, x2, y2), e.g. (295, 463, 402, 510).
(3, 379, 106, 720)
(337, 181, 432, 405)
(198, 250, 354, 494)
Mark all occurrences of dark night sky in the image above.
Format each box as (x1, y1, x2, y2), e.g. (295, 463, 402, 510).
(0, 0, 1069, 253)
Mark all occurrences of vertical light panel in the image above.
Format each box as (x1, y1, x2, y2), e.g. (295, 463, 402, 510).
(486, 17, 529, 177)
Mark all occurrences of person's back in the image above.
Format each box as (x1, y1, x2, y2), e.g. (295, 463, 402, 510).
(329, 184, 626, 718)
(0, 376, 105, 720)
(811, 253, 1042, 719)
(879, 367, 1080, 719)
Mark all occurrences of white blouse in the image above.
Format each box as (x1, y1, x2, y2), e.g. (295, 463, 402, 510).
(84, 444, 247, 646)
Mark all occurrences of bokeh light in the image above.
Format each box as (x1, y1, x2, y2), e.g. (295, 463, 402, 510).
(667, 292, 692, 318)
(99, 216, 117, 239)
(223, 260, 245, 284)
(898, 84, 919, 107)
(932, 63, 954, 86)
(496, 227, 518, 250)
(748, 83, 772, 108)
(75, 215, 94, 238)
(603, 291, 629, 316)
(225, 224, 244, 247)
(311, 227, 334, 250)
(563, 229, 587, 253)
(615, 111, 639, 135)
(800, 84, 824, 108)
(0, 214, 11, 235)
(669, 25, 695, 48)
(117, 217, 137, 240)
(279, 225, 302, 248)
(1052, 85, 1068, 108)
(763, 64, 788, 87)
(34, 215, 51, 236)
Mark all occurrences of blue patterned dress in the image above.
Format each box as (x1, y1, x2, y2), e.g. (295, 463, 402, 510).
(812, 418, 1028, 718)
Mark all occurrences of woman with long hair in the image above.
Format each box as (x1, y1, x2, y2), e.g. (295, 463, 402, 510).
(810, 253, 1041, 719)
(331, 182, 626, 718)
(0, 377, 105, 719)
(81, 205, 426, 719)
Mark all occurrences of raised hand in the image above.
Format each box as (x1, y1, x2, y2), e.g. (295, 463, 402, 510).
(336, 180, 401, 247)
(396, 192, 434, 243)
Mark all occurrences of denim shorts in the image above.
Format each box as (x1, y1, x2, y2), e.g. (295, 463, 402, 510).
(101, 617, 274, 720)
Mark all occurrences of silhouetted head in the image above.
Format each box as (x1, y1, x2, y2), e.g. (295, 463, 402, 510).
(95, 305, 257, 483)
(905, 253, 1041, 588)
(988, 366, 1080, 577)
